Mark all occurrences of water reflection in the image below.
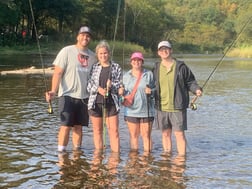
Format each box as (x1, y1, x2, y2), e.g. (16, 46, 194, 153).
(122, 151, 153, 188)
(51, 149, 187, 188)
(54, 150, 90, 188)
(53, 150, 122, 188)
(87, 150, 117, 188)
(151, 153, 186, 189)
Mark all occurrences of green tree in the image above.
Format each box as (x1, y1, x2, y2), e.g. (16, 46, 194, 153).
(0, 0, 251, 54)
(126, 0, 175, 50)
(233, 1, 252, 46)
(0, 1, 21, 45)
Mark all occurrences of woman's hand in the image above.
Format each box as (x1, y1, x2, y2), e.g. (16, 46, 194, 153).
(98, 87, 107, 97)
(145, 86, 151, 95)
(118, 86, 124, 96)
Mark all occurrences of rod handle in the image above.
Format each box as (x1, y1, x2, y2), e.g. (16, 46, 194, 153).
(48, 100, 53, 114)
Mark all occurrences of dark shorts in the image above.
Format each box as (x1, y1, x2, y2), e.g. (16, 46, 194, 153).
(124, 116, 154, 124)
(156, 109, 187, 131)
(58, 96, 89, 126)
(88, 103, 118, 117)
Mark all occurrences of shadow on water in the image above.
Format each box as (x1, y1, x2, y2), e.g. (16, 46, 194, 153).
(1, 55, 252, 188)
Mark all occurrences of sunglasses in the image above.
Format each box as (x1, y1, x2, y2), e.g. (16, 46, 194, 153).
(78, 53, 89, 67)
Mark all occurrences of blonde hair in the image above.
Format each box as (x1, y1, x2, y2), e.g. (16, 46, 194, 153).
(95, 40, 111, 55)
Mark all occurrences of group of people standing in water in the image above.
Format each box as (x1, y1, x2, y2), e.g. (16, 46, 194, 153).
(45, 26, 202, 157)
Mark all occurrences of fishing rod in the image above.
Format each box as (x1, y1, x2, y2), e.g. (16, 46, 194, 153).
(103, 0, 122, 149)
(190, 15, 252, 110)
(146, 85, 151, 153)
(103, 89, 108, 149)
(28, 0, 53, 114)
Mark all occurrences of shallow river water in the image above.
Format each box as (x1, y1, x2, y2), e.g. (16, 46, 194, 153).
(0, 54, 252, 189)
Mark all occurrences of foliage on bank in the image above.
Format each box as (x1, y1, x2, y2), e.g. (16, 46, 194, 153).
(228, 46, 252, 58)
(0, 0, 251, 54)
(1, 42, 251, 58)
(0, 40, 148, 57)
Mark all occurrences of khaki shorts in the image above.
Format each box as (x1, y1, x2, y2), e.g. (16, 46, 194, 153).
(156, 109, 187, 131)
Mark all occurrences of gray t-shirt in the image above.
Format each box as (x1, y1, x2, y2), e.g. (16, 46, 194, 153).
(53, 45, 96, 99)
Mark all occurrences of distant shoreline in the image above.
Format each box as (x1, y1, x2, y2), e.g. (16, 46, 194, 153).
(0, 44, 251, 58)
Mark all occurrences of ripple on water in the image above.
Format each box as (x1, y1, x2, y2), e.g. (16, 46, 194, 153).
(1, 58, 252, 188)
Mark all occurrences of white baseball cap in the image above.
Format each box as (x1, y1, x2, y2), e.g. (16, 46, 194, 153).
(158, 41, 172, 49)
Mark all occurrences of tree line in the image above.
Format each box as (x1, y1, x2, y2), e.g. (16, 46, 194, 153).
(0, 0, 251, 53)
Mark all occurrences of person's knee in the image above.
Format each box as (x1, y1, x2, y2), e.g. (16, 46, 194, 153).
(174, 131, 185, 141)
(141, 131, 149, 139)
(73, 125, 82, 132)
(174, 131, 184, 136)
(108, 125, 119, 135)
(162, 129, 172, 137)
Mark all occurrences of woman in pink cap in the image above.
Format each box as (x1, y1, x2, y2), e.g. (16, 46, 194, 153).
(120, 52, 155, 153)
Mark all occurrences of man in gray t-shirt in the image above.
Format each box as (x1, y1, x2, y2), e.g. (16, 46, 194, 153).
(45, 26, 96, 152)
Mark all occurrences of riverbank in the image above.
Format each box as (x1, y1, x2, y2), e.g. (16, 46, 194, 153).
(0, 40, 147, 56)
(0, 42, 251, 58)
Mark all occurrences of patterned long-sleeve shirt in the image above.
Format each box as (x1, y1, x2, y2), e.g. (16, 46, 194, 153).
(87, 61, 122, 111)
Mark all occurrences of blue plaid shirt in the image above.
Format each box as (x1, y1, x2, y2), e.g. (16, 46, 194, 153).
(87, 61, 122, 111)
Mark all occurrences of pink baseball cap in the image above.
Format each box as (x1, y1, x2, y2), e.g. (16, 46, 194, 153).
(130, 52, 144, 61)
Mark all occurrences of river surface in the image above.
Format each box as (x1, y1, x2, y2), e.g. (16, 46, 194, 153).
(0, 54, 252, 189)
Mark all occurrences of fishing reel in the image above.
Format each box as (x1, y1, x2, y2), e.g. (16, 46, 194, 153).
(190, 102, 197, 111)
(190, 96, 198, 111)
(119, 95, 124, 103)
(119, 81, 125, 103)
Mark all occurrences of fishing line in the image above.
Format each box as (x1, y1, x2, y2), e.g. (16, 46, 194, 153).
(28, 0, 53, 114)
(122, 0, 126, 73)
(190, 15, 252, 110)
(111, 0, 122, 58)
(119, 0, 127, 103)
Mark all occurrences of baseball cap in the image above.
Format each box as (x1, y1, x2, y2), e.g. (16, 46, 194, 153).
(78, 26, 92, 35)
(130, 52, 144, 61)
(158, 41, 172, 49)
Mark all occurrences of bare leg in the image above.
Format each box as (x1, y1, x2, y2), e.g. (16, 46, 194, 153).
(58, 126, 71, 149)
(162, 128, 172, 153)
(140, 122, 152, 152)
(127, 121, 140, 151)
(90, 116, 103, 150)
(107, 115, 120, 153)
(72, 125, 82, 150)
(174, 131, 186, 156)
